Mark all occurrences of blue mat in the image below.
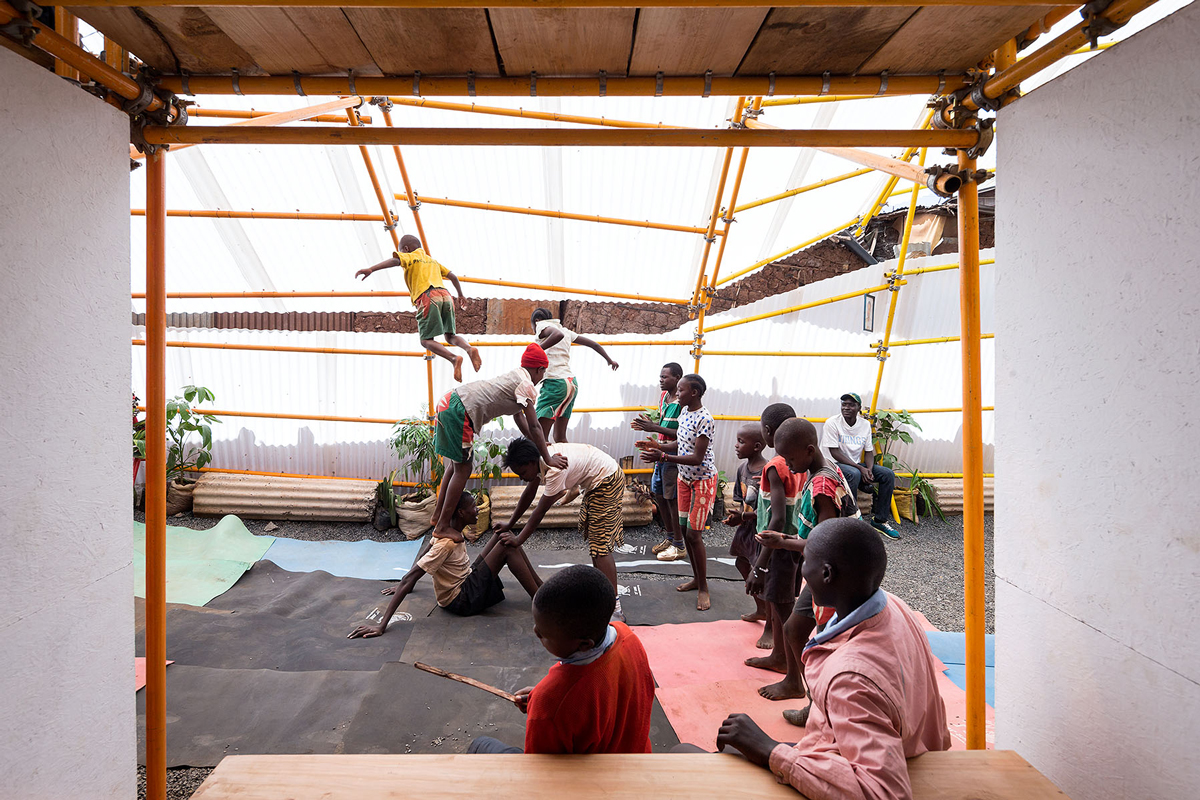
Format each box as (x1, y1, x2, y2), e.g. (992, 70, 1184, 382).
(260, 536, 426, 581)
(925, 631, 996, 707)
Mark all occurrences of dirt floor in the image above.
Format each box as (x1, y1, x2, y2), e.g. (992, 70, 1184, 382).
(134, 509, 994, 800)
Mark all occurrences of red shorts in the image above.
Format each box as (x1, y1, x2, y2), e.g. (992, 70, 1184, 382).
(677, 475, 718, 531)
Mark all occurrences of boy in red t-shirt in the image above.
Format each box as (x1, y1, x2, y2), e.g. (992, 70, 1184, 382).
(467, 565, 656, 754)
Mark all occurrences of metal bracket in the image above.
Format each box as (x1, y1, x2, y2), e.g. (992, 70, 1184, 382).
(820, 71, 831, 96)
(1081, 0, 1120, 47)
(704, 235, 717, 244)
(767, 71, 776, 97)
(180, 69, 191, 96)
(467, 71, 475, 97)
(408, 200, 422, 212)
(965, 117, 995, 160)
(292, 71, 306, 97)
(383, 212, 398, 232)
(372, 95, 394, 112)
(530, 71, 537, 97)
(655, 72, 664, 98)
(885, 271, 903, 291)
(231, 68, 243, 96)
(0, 0, 40, 46)
(935, 70, 946, 95)
(703, 70, 713, 98)
(874, 344, 890, 363)
(346, 69, 356, 96)
(598, 70, 607, 97)
(875, 69, 889, 96)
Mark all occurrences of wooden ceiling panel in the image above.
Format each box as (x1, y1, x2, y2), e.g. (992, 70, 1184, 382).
(68, 7, 188, 73)
(488, 10, 634, 76)
(204, 9, 345, 74)
(281, 10, 383, 76)
(737, 8, 918, 76)
(139, 7, 263, 74)
(343, 9, 499, 76)
(859, 6, 1060, 73)
(628, 9, 768, 77)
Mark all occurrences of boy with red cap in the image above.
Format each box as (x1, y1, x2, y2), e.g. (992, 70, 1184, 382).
(430, 344, 568, 540)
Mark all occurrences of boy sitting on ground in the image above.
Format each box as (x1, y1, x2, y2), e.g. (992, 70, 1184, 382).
(716, 517, 950, 799)
(726, 423, 770, 637)
(347, 491, 542, 638)
(531, 307, 619, 444)
(468, 565, 656, 754)
(355, 234, 481, 382)
(499, 438, 628, 621)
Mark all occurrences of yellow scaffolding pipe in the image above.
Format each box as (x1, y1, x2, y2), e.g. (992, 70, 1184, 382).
(347, 106, 401, 250)
(760, 95, 874, 107)
(139, 405, 658, 425)
(715, 216, 864, 287)
(854, 109, 935, 236)
(903, 258, 996, 276)
(132, 208, 389, 223)
(377, 102, 431, 253)
(745, 117, 930, 187)
(198, 465, 652, 483)
(868, 147, 927, 416)
(386, 96, 680, 129)
(887, 333, 994, 347)
(707, 97, 760, 291)
(691, 97, 745, 306)
(456, 276, 689, 305)
(957, 150, 987, 751)
(704, 350, 875, 358)
(468, 340, 694, 347)
(412, 194, 719, 237)
(734, 167, 873, 213)
(133, 290, 410, 299)
(706, 280, 901, 333)
(132, 339, 426, 358)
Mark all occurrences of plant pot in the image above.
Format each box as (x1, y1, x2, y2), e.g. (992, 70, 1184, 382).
(464, 491, 491, 542)
(164, 479, 195, 516)
(372, 506, 394, 533)
(893, 488, 918, 523)
(395, 492, 437, 540)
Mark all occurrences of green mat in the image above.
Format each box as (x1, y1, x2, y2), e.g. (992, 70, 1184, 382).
(134, 515, 275, 606)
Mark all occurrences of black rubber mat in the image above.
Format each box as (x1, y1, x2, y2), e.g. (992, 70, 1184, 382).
(618, 577, 755, 626)
(528, 545, 744, 581)
(137, 665, 377, 767)
(400, 589, 546, 670)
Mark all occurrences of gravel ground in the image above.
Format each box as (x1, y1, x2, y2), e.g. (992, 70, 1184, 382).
(137, 509, 992, 799)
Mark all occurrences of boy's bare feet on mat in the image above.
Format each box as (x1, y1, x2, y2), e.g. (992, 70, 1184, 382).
(676, 578, 697, 592)
(759, 678, 806, 701)
(744, 654, 787, 673)
(782, 706, 811, 728)
(696, 590, 710, 611)
(756, 628, 774, 649)
(469, 347, 482, 372)
(452, 355, 464, 382)
(740, 612, 766, 623)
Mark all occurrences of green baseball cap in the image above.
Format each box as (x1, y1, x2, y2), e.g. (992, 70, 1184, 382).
(840, 392, 862, 406)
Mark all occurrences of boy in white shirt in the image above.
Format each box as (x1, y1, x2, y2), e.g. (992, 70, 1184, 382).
(531, 308, 620, 444)
(820, 392, 899, 539)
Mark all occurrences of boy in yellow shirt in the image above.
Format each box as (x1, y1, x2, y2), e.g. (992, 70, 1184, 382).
(356, 235, 481, 382)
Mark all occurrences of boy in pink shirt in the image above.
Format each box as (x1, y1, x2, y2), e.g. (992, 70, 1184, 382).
(716, 517, 950, 800)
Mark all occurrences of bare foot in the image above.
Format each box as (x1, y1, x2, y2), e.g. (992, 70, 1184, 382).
(381, 584, 398, 596)
(676, 579, 698, 593)
(741, 612, 767, 623)
(758, 678, 807, 701)
(696, 590, 711, 612)
(452, 355, 464, 383)
(468, 346, 482, 372)
(756, 628, 774, 649)
(744, 655, 787, 674)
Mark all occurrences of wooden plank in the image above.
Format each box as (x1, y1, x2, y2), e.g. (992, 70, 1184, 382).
(628, 9, 768, 77)
(736, 7, 917, 76)
(191, 751, 1070, 800)
(283, 9, 382, 76)
(343, 9, 499, 76)
(858, 6, 1059, 73)
(68, 7, 179, 72)
(139, 7, 263, 75)
(487, 10, 635, 76)
(204, 8, 340, 74)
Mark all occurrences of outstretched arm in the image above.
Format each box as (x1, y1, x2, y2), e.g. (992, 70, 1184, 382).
(537, 328, 566, 351)
(521, 404, 568, 469)
(445, 271, 467, 309)
(574, 335, 618, 370)
(495, 479, 540, 534)
(356, 256, 402, 281)
(348, 564, 426, 638)
(503, 491, 566, 548)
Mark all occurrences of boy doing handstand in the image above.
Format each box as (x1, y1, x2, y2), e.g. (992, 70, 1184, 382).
(530, 308, 619, 444)
(430, 344, 567, 541)
(347, 491, 542, 638)
(355, 234, 480, 382)
(727, 423, 770, 638)
(639, 374, 718, 611)
(468, 565, 656, 754)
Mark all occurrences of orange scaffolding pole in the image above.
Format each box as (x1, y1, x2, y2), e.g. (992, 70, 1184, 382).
(703, 350, 875, 358)
(413, 195, 718, 237)
(706, 98, 759, 291)
(456, 276, 689, 305)
(347, 106, 401, 250)
(198, 465, 652, 482)
(132, 281, 683, 304)
(141, 405, 657, 424)
(468, 340, 694, 347)
(386, 96, 681, 129)
(759, 95, 873, 107)
(377, 102, 431, 250)
(133, 290, 410, 299)
(131, 209, 389, 223)
(143, 151, 167, 800)
(957, 150, 986, 751)
(191, 107, 370, 124)
(131, 339, 426, 357)
(734, 167, 873, 213)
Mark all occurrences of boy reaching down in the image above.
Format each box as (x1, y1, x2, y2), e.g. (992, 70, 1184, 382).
(468, 565, 656, 754)
(356, 234, 480, 382)
(716, 518, 950, 800)
(531, 308, 620, 444)
(348, 491, 542, 638)
(727, 423, 770, 639)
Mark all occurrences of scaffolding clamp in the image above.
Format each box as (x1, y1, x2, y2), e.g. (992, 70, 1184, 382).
(1081, 0, 1121, 47)
(383, 212, 399, 232)
(690, 332, 705, 361)
(371, 96, 394, 112)
(874, 343, 890, 362)
(885, 271, 903, 291)
(0, 0, 40, 47)
(127, 69, 189, 155)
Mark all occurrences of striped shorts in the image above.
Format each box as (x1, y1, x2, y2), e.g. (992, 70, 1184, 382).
(678, 475, 718, 531)
(579, 469, 626, 558)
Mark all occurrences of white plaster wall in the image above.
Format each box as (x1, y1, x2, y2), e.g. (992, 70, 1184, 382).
(0, 48, 134, 797)
(995, 4, 1200, 798)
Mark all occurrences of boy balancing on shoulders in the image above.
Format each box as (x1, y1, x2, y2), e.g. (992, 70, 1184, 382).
(468, 565, 656, 754)
(429, 343, 568, 541)
(530, 308, 619, 444)
(355, 234, 481, 382)
(347, 491, 542, 638)
(499, 438, 628, 621)
(716, 517, 950, 800)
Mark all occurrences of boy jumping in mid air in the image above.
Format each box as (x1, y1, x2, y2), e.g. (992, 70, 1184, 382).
(430, 344, 567, 541)
(499, 438, 629, 621)
(638, 374, 718, 612)
(716, 518, 950, 799)
(468, 565, 656, 754)
(727, 423, 770, 643)
(347, 491, 542, 638)
(530, 308, 619, 444)
(754, 417, 858, 708)
(355, 234, 481, 382)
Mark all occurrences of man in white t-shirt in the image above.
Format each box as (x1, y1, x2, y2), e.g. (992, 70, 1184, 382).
(820, 393, 899, 539)
(498, 438, 629, 621)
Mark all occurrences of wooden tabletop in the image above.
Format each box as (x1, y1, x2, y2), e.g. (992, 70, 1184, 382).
(191, 750, 1070, 799)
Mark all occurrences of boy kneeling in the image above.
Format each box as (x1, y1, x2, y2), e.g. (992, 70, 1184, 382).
(348, 492, 542, 638)
(469, 565, 656, 754)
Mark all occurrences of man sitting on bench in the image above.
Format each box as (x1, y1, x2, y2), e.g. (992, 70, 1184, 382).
(714, 517, 950, 799)
(821, 392, 899, 539)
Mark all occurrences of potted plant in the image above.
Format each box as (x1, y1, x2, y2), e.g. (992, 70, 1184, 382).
(388, 412, 443, 539)
(869, 409, 943, 522)
(373, 468, 402, 532)
(465, 424, 506, 541)
(134, 385, 220, 515)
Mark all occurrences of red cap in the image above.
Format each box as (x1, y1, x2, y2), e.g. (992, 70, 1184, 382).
(520, 343, 549, 369)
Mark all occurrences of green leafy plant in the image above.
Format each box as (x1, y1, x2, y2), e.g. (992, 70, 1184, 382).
(389, 411, 443, 500)
(469, 419, 506, 500)
(134, 385, 220, 484)
(376, 468, 401, 527)
(908, 468, 946, 522)
(868, 409, 943, 521)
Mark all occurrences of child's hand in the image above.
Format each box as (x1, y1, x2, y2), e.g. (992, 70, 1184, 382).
(513, 686, 535, 714)
(756, 531, 787, 550)
(746, 569, 766, 596)
(631, 415, 653, 432)
(456, 294, 466, 311)
(608, 360, 619, 371)
(640, 449, 664, 463)
(492, 521, 512, 535)
(743, 510, 757, 523)
(435, 528, 465, 543)
(347, 623, 385, 639)
(635, 438, 659, 451)
(722, 512, 740, 526)
(499, 531, 520, 548)
(355, 268, 372, 281)
(546, 454, 569, 470)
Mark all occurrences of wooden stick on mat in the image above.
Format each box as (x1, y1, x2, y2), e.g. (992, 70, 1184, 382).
(413, 662, 519, 703)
